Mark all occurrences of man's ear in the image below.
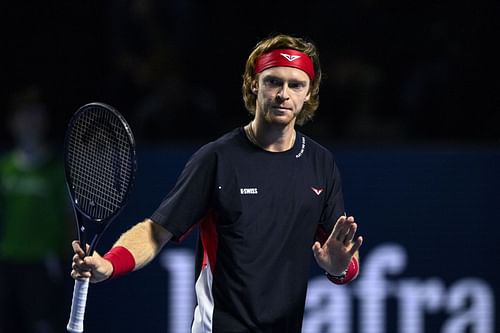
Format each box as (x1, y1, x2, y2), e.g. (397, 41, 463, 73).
(251, 82, 258, 94)
(304, 92, 311, 102)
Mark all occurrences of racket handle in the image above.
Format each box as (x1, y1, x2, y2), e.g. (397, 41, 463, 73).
(67, 278, 90, 333)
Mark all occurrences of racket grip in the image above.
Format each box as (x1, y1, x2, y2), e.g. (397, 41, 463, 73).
(67, 278, 90, 333)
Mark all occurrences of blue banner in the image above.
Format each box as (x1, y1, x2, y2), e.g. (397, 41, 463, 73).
(82, 145, 499, 333)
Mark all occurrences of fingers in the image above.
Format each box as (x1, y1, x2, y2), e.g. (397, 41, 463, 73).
(327, 216, 363, 255)
(331, 216, 356, 243)
(71, 253, 92, 280)
(344, 222, 357, 245)
(313, 219, 363, 275)
(312, 241, 322, 257)
(72, 240, 87, 258)
(349, 236, 363, 255)
(327, 215, 346, 243)
(71, 240, 95, 280)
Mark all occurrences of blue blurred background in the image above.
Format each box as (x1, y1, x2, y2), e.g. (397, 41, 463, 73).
(2, 0, 498, 332)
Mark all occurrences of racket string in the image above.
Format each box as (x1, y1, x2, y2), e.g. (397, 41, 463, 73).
(67, 107, 134, 219)
(69, 128, 129, 214)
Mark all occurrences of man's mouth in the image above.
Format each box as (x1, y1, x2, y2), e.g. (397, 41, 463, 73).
(272, 105, 292, 112)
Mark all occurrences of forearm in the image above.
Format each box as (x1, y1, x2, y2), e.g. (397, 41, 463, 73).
(112, 218, 172, 271)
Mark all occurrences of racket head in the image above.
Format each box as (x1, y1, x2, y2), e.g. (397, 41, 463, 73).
(64, 102, 137, 253)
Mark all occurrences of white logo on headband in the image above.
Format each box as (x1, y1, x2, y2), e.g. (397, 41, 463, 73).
(280, 53, 301, 62)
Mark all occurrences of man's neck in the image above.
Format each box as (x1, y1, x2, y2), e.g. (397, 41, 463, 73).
(245, 119, 296, 152)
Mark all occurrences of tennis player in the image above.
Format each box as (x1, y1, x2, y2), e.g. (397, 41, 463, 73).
(71, 33, 363, 332)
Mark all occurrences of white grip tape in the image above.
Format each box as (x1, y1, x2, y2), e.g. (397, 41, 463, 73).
(66, 278, 89, 333)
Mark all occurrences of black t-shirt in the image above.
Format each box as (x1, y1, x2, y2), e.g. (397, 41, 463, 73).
(151, 127, 345, 333)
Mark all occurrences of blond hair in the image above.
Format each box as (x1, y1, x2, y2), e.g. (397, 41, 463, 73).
(241, 34, 322, 126)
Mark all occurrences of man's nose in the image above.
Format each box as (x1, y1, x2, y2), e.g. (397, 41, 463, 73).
(276, 84, 290, 100)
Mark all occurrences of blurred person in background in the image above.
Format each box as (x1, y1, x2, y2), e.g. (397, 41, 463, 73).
(0, 86, 71, 333)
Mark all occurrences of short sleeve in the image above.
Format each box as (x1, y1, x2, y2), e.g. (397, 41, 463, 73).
(150, 144, 217, 242)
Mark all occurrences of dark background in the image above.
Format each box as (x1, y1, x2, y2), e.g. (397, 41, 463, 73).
(3, 0, 499, 147)
(3, 1, 499, 332)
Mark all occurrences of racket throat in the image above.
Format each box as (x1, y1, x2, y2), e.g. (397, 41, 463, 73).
(74, 210, 108, 256)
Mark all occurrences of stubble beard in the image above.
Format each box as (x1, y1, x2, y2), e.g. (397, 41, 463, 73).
(261, 104, 301, 128)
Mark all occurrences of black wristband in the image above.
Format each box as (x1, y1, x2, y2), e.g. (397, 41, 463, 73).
(325, 269, 347, 280)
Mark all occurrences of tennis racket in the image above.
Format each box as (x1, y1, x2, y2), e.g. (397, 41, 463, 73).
(64, 102, 137, 333)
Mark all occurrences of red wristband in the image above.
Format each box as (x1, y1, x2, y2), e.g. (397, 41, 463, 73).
(103, 246, 136, 279)
(326, 256, 359, 285)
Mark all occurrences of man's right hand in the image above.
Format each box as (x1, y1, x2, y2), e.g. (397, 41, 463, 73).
(70, 240, 113, 283)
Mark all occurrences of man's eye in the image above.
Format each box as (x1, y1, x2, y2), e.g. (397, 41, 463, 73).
(290, 82, 306, 90)
(265, 78, 281, 86)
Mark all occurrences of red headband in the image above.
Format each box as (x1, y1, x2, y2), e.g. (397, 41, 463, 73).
(255, 49, 315, 81)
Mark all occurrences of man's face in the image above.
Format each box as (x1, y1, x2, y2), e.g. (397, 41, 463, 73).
(254, 66, 311, 126)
